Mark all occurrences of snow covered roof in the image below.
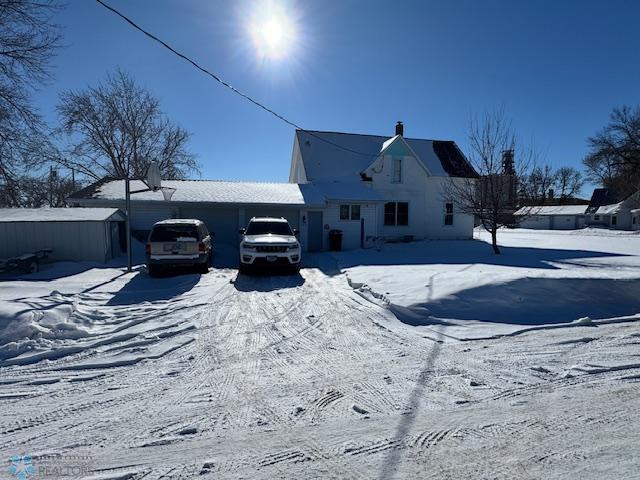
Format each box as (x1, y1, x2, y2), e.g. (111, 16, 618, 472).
(594, 203, 623, 215)
(70, 179, 325, 206)
(0, 207, 123, 222)
(295, 130, 478, 182)
(307, 181, 384, 202)
(514, 205, 588, 216)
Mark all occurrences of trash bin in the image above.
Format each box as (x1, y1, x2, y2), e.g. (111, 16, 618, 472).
(329, 229, 343, 251)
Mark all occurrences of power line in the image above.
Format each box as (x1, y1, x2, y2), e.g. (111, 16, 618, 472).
(95, 0, 377, 158)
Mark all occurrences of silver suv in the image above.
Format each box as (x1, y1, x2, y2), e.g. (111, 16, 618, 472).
(239, 217, 300, 273)
(146, 219, 212, 276)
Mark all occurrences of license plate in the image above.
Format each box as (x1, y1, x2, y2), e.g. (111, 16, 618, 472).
(266, 255, 277, 262)
(164, 244, 179, 252)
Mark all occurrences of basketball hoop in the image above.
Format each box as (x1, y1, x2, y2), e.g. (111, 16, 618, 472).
(160, 187, 176, 201)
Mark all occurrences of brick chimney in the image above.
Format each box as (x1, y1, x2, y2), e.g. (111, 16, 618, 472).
(395, 121, 404, 136)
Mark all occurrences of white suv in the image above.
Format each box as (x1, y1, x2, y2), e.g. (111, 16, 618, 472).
(239, 217, 301, 273)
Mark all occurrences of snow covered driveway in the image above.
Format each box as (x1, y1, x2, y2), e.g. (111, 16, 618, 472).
(1, 232, 640, 478)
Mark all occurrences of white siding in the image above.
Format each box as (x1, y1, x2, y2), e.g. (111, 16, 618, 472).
(551, 215, 577, 229)
(424, 177, 474, 239)
(0, 221, 111, 262)
(518, 215, 551, 229)
(363, 155, 473, 240)
(321, 202, 378, 250)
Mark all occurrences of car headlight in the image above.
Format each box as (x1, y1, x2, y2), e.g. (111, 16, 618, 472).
(288, 243, 300, 250)
(242, 243, 256, 249)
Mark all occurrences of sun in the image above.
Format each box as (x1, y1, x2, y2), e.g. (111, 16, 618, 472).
(248, 1, 297, 60)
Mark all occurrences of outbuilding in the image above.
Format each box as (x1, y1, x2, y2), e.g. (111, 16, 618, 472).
(514, 205, 588, 230)
(0, 208, 125, 263)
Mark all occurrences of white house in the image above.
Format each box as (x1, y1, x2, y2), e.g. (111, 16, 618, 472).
(514, 205, 588, 230)
(585, 188, 640, 230)
(69, 123, 478, 252)
(289, 123, 478, 249)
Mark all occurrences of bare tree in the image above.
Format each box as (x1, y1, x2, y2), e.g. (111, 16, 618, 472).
(444, 110, 533, 254)
(57, 70, 199, 181)
(0, 170, 78, 207)
(0, 0, 62, 205)
(583, 105, 640, 198)
(519, 164, 555, 205)
(554, 166, 584, 202)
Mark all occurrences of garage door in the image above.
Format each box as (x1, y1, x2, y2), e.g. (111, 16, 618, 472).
(245, 207, 300, 230)
(131, 204, 176, 230)
(179, 206, 239, 247)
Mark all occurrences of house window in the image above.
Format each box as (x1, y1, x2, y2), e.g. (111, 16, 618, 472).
(339, 205, 361, 221)
(392, 158, 402, 183)
(594, 215, 600, 221)
(384, 202, 409, 226)
(634, 216, 637, 225)
(611, 215, 617, 226)
(444, 202, 454, 226)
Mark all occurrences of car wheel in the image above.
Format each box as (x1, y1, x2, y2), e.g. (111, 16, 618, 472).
(148, 265, 158, 277)
(198, 261, 209, 274)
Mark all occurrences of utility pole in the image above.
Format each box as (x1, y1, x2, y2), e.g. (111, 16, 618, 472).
(49, 166, 57, 207)
(125, 176, 132, 273)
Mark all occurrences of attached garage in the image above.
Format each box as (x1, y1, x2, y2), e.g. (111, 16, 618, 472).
(68, 179, 324, 251)
(0, 208, 125, 263)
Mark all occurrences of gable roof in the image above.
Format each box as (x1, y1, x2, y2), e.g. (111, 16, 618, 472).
(372, 134, 432, 176)
(0, 207, 123, 222)
(514, 205, 588, 216)
(295, 130, 478, 182)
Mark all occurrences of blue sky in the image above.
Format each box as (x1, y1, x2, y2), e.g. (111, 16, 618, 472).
(35, 0, 640, 191)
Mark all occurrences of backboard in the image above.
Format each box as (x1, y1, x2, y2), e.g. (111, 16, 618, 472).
(146, 162, 162, 191)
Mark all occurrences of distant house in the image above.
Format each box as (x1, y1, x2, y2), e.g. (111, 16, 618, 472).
(70, 123, 479, 251)
(515, 188, 640, 231)
(514, 205, 588, 230)
(585, 188, 640, 230)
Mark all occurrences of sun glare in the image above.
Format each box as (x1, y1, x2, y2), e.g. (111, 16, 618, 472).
(248, 1, 297, 60)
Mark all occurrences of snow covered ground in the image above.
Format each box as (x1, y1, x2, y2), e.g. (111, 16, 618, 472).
(0, 229, 639, 479)
(335, 227, 640, 340)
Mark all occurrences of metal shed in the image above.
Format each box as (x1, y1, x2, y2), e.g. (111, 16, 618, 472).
(0, 208, 125, 263)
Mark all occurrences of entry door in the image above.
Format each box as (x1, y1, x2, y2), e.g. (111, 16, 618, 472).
(308, 211, 323, 252)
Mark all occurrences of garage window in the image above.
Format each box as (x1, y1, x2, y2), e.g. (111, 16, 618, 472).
(384, 202, 409, 226)
(339, 205, 361, 221)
